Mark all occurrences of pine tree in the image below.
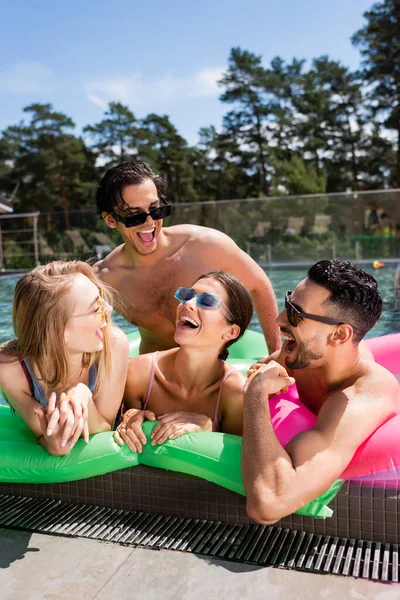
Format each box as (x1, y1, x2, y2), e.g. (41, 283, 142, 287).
(352, 0, 400, 186)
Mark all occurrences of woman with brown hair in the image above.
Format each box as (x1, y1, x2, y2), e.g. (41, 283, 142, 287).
(114, 271, 253, 453)
(0, 261, 129, 455)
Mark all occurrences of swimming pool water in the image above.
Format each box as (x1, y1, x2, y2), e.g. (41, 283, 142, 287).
(0, 265, 398, 343)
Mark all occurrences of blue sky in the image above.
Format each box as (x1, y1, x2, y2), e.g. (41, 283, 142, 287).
(0, 0, 373, 145)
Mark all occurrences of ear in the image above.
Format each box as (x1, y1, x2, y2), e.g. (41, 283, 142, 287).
(102, 212, 118, 229)
(223, 324, 240, 341)
(330, 324, 353, 345)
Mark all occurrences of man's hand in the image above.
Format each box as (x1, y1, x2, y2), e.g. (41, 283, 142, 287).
(244, 361, 295, 399)
(247, 350, 281, 376)
(114, 408, 156, 453)
(150, 412, 213, 446)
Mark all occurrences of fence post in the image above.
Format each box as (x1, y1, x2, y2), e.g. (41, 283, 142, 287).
(33, 214, 40, 266)
(0, 221, 3, 270)
(355, 240, 362, 261)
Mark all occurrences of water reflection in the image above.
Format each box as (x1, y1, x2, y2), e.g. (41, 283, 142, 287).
(0, 265, 399, 343)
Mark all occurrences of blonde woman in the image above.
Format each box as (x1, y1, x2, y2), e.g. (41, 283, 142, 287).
(0, 261, 129, 456)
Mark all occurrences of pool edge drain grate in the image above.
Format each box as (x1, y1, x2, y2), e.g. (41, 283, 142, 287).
(0, 493, 397, 582)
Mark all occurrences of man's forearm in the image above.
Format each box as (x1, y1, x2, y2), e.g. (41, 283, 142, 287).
(251, 287, 281, 354)
(242, 391, 296, 522)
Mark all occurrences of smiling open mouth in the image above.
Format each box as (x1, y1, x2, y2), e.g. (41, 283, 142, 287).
(137, 229, 155, 243)
(179, 316, 199, 329)
(285, 339, 297, 354)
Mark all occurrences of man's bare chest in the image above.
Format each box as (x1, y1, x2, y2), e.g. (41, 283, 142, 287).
(115, 260, 207, 326)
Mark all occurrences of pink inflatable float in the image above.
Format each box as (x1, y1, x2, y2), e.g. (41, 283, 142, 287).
(269, 333, 400, 482)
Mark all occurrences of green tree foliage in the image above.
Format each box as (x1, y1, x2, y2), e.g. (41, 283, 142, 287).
(0, 2, 399, 215)
(219, 47, 273, 196)
(352, 0, 400, 186)
(272, 155, 327, 196)
(83, 102, 138, 168)
(140, 114, 197, 203)
(1, 104, 96, 221)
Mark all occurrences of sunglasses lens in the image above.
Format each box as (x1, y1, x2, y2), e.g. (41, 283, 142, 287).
(124, 212, 147, 227)
(287, 305, 297, 327)
(150, 204, 171, 221)
(198, 293, 219, 309)
(176, 288, 195, 302)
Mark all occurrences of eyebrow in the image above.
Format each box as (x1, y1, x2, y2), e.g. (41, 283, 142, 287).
(120, 199, 160, 211)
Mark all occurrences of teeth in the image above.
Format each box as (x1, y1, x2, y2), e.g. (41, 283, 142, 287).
(181, 316, 199, 328)
(281, 331, 294, 340)
(138, 229, 155, 233)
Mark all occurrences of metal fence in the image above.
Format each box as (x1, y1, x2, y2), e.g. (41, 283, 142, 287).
(1, 189, 400, 271)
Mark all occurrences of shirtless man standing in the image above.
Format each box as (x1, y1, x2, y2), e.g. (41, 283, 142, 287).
(95, 161, 280, 354)
(242, 259, 400, 523)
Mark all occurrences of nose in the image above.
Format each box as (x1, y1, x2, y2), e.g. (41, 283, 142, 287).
(144, 212, 155, 227)
(185, 296, 197, 309)
(275, 308, 287, 327)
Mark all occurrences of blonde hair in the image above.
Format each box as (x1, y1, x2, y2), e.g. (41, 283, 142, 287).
(4, 260, 116, 396)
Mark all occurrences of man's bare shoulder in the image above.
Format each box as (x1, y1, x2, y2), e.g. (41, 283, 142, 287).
(94, 244, 127, 282)
(321, 359, 400, 430)
(165, 224, 231, 246)
(351, 359, 399, 398)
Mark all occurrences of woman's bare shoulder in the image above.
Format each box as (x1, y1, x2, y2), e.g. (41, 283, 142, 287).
(110, 326, 129, 348)
(223, 368, 246, 394)
(0, 354, 30, 398)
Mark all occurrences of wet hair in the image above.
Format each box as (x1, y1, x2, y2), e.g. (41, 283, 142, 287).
(2, 261, 116, 395)
(307, 259, 382, 342)
(195, 271, 253, 360)
(95, 161, 166, 215)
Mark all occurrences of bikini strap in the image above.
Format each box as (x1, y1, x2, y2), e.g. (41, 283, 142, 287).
(20, 360, 34, 397)
(88, 362, 98, 393)
(21, 358, 48, 407)
(143, 352, 158, 410)
(212, 368, 237, 429)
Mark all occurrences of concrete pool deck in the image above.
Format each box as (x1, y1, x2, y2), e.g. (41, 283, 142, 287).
(0, 527, 397, 600)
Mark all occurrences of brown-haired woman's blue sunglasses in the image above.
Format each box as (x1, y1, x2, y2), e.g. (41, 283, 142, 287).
(285, 291, 346, 328)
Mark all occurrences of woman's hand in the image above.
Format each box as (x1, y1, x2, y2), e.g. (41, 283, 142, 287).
(34, 392, 82, 455)
(150, 412, 213, 446)
(244, 360, 295, 399)
(114, 408, 156, 453)
(64, 383, 92, 444)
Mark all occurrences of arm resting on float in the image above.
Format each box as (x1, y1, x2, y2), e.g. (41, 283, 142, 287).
(242, 382, 394, 524)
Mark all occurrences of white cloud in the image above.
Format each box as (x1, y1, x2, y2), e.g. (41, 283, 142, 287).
(84, 67, 224, 110)
(0, 62, 53, 94)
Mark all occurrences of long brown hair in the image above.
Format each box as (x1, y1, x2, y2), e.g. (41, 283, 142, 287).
(3, 260, 116, 395)
(195, 271, 253, 360)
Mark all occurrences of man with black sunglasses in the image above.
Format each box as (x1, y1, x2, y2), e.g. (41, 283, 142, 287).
(95, 161, 280, 354)
(242, 259, 400, 524)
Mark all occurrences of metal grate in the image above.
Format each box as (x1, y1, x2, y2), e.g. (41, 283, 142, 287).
(0, 494, 398, 582)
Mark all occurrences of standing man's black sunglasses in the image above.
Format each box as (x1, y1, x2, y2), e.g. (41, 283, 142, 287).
(111, 198, 172, 228)
(285, 291, 349, 328)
